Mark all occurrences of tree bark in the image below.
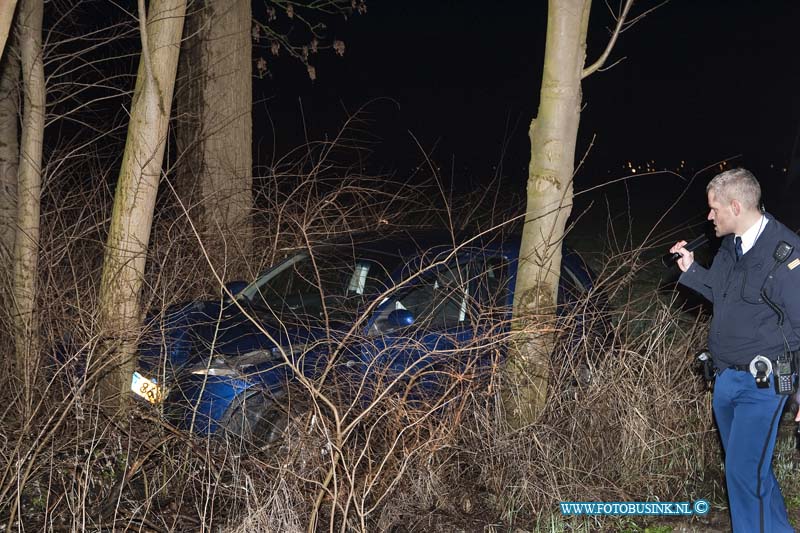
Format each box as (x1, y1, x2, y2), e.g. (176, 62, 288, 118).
(175, 0, 252, 281)
(96, 0, 186, 411)
(504, 0, 592, 428)
(12, 0, 44, 418)
(0, 42, 19, 282)
(0, 0, 18, 62)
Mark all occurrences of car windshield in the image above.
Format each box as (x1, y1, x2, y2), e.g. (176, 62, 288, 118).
(236, 250, 393, 325)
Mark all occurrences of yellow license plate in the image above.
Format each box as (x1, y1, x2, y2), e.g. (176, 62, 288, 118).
(131, 371, 165, 404)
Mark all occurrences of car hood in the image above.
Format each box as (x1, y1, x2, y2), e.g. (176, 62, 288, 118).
(137, 299, 355, 372)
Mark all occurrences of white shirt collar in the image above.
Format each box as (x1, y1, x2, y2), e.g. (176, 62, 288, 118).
(737, 214, 767, 255)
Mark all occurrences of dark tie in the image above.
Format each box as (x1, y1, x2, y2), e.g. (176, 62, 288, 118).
(735, 236, 743, 261)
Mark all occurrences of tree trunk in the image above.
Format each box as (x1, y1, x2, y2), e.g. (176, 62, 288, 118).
(12, 0, 44, 418)
(96, 0, 186, 412)
(0, 42, 19, 283)
(0, 0, 18, 61)
(504, 0, 591, 428)
(175, 0, 252, 281)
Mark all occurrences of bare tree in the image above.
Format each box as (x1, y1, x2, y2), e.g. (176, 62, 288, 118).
(0, 41, 18, 275)
(175, 0, 253, 276)
(174, 0, 364, 281)
(12, 0, 44, 418)
(505, 0, 636, 427)
(96, 0, 186, 411)
(0, 0, 18, 61)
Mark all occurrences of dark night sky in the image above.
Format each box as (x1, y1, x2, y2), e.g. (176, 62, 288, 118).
(257, 0, 800, 218)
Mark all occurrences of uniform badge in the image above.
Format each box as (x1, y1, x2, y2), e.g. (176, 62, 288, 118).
(788, 258, 800, 270)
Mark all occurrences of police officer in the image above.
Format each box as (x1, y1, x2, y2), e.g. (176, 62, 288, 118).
(670, 168, 800, 533)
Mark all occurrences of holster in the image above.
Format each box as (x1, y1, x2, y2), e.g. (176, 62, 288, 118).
(696, 350, 714, 382)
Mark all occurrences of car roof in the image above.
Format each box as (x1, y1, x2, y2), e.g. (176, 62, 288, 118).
(321, 228, 522, 259)
(276, 228, 592, 279)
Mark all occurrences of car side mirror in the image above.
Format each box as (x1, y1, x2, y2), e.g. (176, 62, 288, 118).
(223, 280, 247, 300)
(385, 308, 415, 329)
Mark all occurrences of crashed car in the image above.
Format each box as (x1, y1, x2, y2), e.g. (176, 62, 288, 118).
(131, 231, 609, 442)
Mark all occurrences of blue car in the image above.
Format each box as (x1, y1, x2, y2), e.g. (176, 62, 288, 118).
(130, 231, 609, 442)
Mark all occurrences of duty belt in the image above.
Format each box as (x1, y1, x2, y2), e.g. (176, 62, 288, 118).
(726, 351, 800, 372)
(729, 362, 775, 372)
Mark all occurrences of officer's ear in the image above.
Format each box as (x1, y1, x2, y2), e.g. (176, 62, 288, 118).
(730, 199, 741, 216)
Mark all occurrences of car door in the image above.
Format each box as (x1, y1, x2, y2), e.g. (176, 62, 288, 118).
(467, 252, 513, 371)
(361, 249, 515, 402)
(362, 254, 475, 402)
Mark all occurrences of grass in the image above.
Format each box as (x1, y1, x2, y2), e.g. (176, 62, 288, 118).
(774, 412, 800, 529)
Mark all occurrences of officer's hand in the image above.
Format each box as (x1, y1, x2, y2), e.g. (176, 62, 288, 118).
(670, 240, 694, 272)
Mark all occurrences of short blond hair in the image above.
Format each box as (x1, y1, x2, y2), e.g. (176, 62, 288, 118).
(706, 168, 761, 211)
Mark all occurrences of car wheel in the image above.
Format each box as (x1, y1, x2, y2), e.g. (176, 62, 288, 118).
(221, 390, 289, 447)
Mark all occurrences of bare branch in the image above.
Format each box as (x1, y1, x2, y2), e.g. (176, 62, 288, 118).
(624, 0, 670, 31)
(137, 0, 154, 87)
(581, 0, 634, 79)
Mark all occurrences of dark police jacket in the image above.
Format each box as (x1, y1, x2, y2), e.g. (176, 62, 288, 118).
(679, 214, 800, 369)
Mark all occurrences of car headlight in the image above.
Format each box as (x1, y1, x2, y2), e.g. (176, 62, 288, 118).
(190, 356, 238, 376)
(189, 346, 306, 377)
